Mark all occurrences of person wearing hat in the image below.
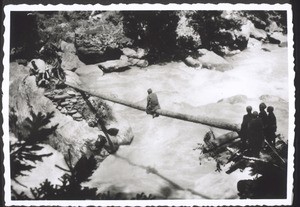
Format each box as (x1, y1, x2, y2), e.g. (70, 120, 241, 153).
(266, 106, 277, 146)
(248, 111, 264, 157)
(240, 106, 254, 150)
(146, 88, 160, 118)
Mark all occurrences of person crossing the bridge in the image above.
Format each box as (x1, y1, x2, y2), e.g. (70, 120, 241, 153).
(146, 88, 160, 118)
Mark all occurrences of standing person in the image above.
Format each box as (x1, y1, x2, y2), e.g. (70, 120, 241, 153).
(259, 102, 268, 127)
(266, 106, 277, 147)
(240, 106, 253, 150)
(259, 102, 268, 146)
(146, 88, 160, 118)
(248, 111, 264, 157)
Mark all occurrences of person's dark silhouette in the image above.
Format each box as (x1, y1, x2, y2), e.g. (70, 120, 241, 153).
(240, 106, 253, 150)
(259, 102, 268, 139)
(266, 106, 277, 147)
(146, 88, 160, 118)
(248, 111, 264, 157)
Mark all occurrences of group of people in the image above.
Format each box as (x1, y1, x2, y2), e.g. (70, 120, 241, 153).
(240, 103, 277, 157)
(28, 43, 66, 87)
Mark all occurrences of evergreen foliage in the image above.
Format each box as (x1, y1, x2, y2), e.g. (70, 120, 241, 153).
(10, 109, 58, 179)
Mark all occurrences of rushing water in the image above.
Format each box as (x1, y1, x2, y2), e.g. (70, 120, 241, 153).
(12, 42, 289, 199)
(79, 44, 289, 199)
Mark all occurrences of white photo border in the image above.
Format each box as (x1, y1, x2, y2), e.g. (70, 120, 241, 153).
(3, 3, 294, 206)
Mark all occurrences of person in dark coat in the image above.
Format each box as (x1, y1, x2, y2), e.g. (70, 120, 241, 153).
(266, 106, 277, 147)
(240, 106, 253, 150)
(146, 88, 160, 118)
(248, 111, 264, 157)
(259, 102, 268, 127)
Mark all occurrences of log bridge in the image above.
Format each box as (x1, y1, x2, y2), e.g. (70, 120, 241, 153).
(66, 82, 285, 164)
(66, 82, 241, 132)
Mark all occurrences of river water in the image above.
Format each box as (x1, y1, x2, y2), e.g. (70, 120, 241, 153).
(12, 41, 289, 199)
(79, 42, 289, 199)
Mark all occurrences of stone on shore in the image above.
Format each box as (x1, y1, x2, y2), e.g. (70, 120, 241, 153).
(268, 32, 287, 44)
(98, 59, 131, 73)
(75, 65, 104, 77)
(136, 59, 149, 68)
(106, 114, 134, 145)
(184, 56, 202, 68)
(121, 47, 147, 59)
(60, 52, 85, 71)
(60, 40, 76, 54)
(197, 49, 232, 72)
(65, 70, 82, 86)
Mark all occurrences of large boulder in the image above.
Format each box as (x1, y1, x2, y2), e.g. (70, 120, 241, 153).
(98, 59, 131, 73)
(59, 40, 86, 71)
(76, 44, 123, 65)
(184, 56, 202, 68)
(266, 21, 283, 33)
(241, 20, 267, 40)
(74, 11, 132, 65)
(106, 113, 134, 145)
(9, 63, 100, 165)
(121, 47, 147, 59)
(268, 32, 287, 44)
(65, 70, 82, 86)
(75, 64, 104, 77)
(60, 40, 76, 53)
(136, 59, 149, 68)
(60, 52, 85, 71)
(197, 49, 232, 71)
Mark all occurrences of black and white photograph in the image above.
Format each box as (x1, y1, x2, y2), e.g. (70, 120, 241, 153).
(2, 3, 294, 206)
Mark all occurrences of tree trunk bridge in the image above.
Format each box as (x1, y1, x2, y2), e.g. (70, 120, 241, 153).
(66, 82, 241, 132)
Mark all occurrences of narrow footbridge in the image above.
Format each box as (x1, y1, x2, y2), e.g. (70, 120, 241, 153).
(66, 82, 241, 132)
